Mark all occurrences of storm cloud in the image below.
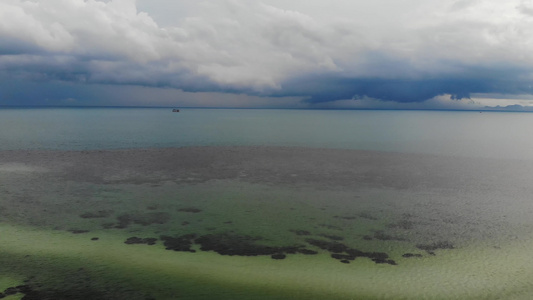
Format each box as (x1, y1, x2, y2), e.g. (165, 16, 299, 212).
(2, 0, 533, 108)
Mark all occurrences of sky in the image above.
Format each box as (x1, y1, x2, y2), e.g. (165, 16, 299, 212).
(2, 0, 533, 110)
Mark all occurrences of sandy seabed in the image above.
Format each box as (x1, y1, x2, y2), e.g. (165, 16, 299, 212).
(1, 146, 533, 299)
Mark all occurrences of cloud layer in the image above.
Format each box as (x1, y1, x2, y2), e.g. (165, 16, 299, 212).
(2, 0, 533, 107)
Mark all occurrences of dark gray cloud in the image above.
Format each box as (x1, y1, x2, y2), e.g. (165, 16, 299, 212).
(272, 64, 533, 104)
(281, 77, 476, 104)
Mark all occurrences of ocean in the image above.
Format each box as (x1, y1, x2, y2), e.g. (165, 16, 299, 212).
(1, 107, 532, 299)
(2, 107, 533, 159)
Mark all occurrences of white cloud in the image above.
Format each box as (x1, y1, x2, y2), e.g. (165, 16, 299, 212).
(2, 0, 533, 106)
(0, 0, 165, 62)
(0, 0, 345, 90)
(517, 0, 533, 15)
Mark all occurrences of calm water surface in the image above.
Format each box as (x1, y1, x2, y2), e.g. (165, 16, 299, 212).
(1, 107, 533, 159)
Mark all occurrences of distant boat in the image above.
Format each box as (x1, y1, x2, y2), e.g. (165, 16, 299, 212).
(172, 109, 180, 112)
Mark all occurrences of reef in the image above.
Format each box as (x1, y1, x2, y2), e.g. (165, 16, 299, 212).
(306, 238, 396, 265)
(195, 233, 301, 257)
(124, 237, 158, 245)
(402, 253, 423, 258)
(160, 234, 197, 252)
(158, 233, 322, 260)
(68, 229, 90, 234)
(0, 285, 31, 299)
(0, 281, 150, 300)
(297, 249, 318, 255)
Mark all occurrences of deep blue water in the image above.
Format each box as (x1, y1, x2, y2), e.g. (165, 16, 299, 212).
(1, 107, 532, 160)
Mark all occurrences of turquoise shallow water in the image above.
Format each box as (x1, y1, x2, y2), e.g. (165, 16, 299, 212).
(2, 107, 533, 159)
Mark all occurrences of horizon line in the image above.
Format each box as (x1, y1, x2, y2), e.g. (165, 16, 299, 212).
(0, 105, 532, 113)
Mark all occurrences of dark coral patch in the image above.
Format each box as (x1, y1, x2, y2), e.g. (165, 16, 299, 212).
(365, 252, 396, 264)
(193, 233, 303, 257)
(402, 253, 423, 258)
(331, 253, 355, 261)
(124, 237, 157, 245)
(345, 248, 365, 257)
(3, 287, 18, 295)
(68, 229, 89, 234)
(340, 259, 350, 264)
(1, 285, 40, 299)
(157, 233, 396, 265)
(306, 238, 396, 265)
(271, 254, 286, 260)
(160, 234, 197, 252)
(196, 234, 273, 256)
(297, 249, 318, 255)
